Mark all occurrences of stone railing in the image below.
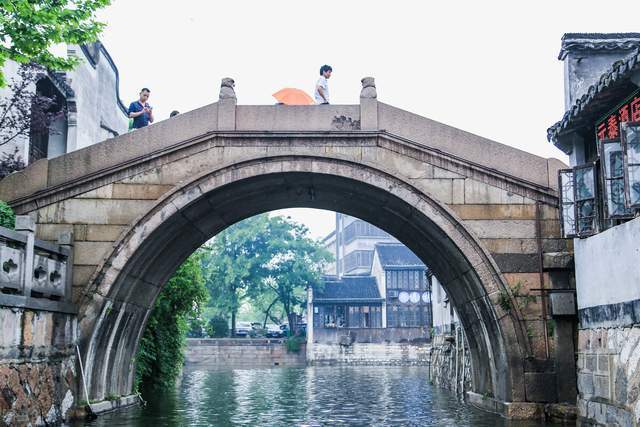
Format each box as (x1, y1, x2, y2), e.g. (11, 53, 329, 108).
(0, 215, 75, 314)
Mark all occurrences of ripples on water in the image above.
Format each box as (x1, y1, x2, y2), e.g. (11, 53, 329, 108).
(74, 366, 558, 427)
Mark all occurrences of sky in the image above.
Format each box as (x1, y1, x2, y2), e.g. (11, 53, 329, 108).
(96, 0, 640, 239)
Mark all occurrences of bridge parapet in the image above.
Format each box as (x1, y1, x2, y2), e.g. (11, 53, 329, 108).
(0, 215, 75, 314)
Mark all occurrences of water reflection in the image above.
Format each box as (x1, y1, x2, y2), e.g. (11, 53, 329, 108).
(74, 366, 558, 426)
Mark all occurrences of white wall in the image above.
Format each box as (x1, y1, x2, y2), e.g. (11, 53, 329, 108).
(431, 276, 458, 334)
(371, 251, 387, 327)
(67, 44, 128, 151)
(574, 216, 640, 309)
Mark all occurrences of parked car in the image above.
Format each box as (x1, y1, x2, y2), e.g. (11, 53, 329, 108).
(279, 324, 291, 336)
(234, 321, 252, 337)
(265, 324, 283, 338)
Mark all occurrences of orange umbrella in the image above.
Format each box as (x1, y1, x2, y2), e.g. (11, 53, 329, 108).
(272, 88, 315, 105)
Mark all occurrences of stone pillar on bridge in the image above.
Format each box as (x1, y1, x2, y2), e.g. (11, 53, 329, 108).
(360, 76, 378, 130)
(218, 77, 236, 130)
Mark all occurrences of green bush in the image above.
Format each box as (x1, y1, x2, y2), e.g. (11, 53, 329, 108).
(284, 336, 305, 353)
(206, 316, 229, 338)
(135, 251, 208, 390)
(0, 201, 15, 229)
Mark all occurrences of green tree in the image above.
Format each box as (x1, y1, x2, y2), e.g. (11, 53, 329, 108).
(0, 200, 15, 229)
(201, 215, 273, 336)
(0, 0, 111, 87)
(203, 214, 332, 334)
(135, 250, 208, 390)
(251, 216, 332, 332)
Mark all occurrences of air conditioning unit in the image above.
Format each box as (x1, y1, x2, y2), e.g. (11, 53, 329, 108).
(387, 290, 399, 298)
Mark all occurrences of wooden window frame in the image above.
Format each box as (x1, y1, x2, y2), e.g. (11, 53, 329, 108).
(598, 138, 634, 219)
(621, 121, 640, 209)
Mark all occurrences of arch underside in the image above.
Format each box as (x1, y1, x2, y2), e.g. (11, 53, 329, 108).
(78, 156, 528, 403)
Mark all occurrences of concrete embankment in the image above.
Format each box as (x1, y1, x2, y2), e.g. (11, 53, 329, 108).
(184, 338, 306, 370)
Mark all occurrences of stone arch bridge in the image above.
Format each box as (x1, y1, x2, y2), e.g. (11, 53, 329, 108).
(0, 78, 575, 418)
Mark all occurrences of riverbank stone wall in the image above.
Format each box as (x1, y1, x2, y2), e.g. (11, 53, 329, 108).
(307, 341, 430, 366)
(0, 307, 77, 426)
(184, 338, 306, 370)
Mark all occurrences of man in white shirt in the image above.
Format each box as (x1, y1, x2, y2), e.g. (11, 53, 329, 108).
(314, 64, 332, 104)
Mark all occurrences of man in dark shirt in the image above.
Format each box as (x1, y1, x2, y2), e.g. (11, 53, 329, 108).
(128, 88, 154, 129)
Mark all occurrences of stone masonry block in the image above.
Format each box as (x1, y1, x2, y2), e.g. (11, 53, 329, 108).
(111, 184, 174, 200)
(433, 166, 465, 179)
(449, 204, 537, 220)
(464, 219, 536, 239)
(72, 265, 97, 287)
(75, 185, 114, 199)
(593, 374, 611, 399)
(84, 225, 127, 242)
(464, 179, 525, 204)
(585, 354, 597, 372)
(578, 373, 594, 397)
(74, 241, 113, 266)
(482, 238, 539, 254)
(452, 179, 464, 204)
(37, 199, 155, 225)
(409, 178, 453, 203)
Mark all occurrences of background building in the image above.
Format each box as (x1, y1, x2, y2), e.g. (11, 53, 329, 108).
(0, 41, 128, 165)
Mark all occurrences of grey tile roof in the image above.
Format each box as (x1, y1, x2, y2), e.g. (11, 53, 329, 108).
(374, 243, 425, 268)
(314, 276, 382, 302)
(558, 33, 640, 60)
(548, 35, 640, 144)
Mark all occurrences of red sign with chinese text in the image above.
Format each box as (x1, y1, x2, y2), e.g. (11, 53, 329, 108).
(596, 90, 640, 140)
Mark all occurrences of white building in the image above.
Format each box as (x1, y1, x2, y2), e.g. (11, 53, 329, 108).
(322, 213, 397, 276)
(547, 33, 640, 425)
(0, 41, 128, 165)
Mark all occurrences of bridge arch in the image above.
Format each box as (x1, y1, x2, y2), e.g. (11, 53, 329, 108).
(78, 155, 530, 405)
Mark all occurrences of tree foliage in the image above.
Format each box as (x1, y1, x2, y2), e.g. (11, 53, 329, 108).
(135, 250, 208, 390)
(0, 0, 111, 87)
(203, 214, 332, 334)
(0, 148, 25, 179)
(0, 200, 14, 229)
(201, 215, 274, 336)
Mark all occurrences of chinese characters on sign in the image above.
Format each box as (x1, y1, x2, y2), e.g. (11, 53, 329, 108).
(596, 90, 640, 141)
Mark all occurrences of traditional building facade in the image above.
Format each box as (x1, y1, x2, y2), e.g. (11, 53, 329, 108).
(311, 215, 442, 350)
(548, 33, 640, 426)
(0, 41, 128, 165)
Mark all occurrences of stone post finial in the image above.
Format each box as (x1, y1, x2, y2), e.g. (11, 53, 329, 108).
(360, 77, 377, 99)
(219, 77, 236, 101)
(360, 76, 378, 130)
(218, 77, 236, 130)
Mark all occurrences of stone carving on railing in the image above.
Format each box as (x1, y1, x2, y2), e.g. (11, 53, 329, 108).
(0, 216, 73, 311)
(0, 244, 24, 292)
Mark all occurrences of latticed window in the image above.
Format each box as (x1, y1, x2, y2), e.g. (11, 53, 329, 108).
(622, 122, 640, 208)
(559, 121, 640, 237)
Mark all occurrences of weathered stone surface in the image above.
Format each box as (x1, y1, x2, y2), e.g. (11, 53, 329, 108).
(111, 183, 174, 200)
(37, 199, 156, 225)
(74, 241, 113, 266)
(464, 180, 526, 204)
(464, 219, 536, 239)
(0, 99, 569, 423)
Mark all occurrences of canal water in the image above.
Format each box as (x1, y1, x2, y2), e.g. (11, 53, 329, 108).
(72, 366, 559, 426)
